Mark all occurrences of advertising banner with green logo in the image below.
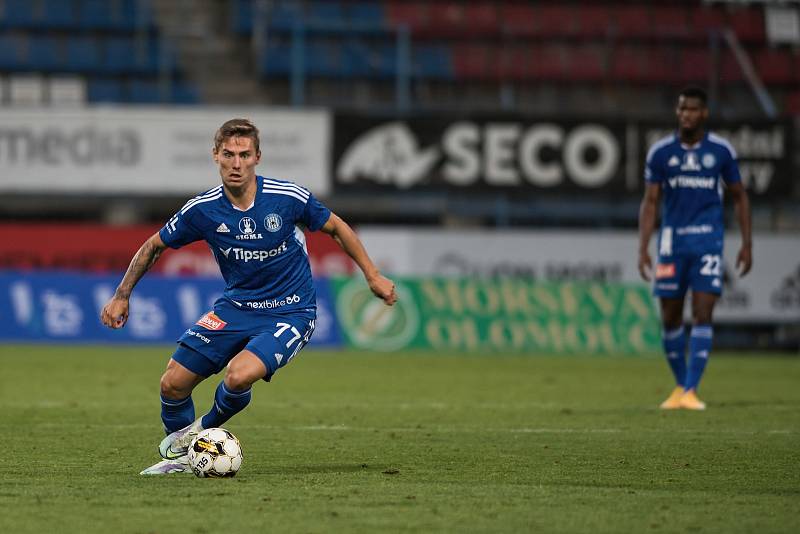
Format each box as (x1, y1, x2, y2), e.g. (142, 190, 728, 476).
(332, 277, 660, 356)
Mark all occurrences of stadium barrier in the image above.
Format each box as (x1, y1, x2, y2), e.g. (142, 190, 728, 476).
(331, 276, 661, 355)
(0, 271, 660, 356)
(0, 272, 342, 348)
(0, 223, 355, 277)
(356, 228, 800, 325)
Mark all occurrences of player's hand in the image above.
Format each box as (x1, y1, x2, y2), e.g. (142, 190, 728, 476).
(367, 274, 397, 306)
(100, 296, 130, 329)
(736, 244, 752, 277)
(638, 250, 653, 281)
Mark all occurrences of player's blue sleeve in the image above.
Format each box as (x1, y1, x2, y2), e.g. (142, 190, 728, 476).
(159, 209, 204, 249)
(719, 146, 742, 185)
(302, 192, 332, 232)
(644, 146, 665, 184)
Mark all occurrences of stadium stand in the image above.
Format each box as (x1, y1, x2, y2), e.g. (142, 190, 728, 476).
(220, 0, 800, 116)
(0, 0, 198, 104)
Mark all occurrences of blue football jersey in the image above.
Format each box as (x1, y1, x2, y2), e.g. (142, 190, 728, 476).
(645, 131, 741, 256)
(159, 176, 331, 312)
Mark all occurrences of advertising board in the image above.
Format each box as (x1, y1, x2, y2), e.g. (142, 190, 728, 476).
(332, 277, 660, 355)
(0, 108, 331, 195)
(333, 114, 792, 197)
(357, 228, 800, 323)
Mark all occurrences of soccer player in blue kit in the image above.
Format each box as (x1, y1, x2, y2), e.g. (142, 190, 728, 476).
(638, 88, 752, 411)
(101, 118, 397, 474)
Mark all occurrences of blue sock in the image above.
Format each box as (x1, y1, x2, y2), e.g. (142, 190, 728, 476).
(662, 326, 687, 387)
(685, 325, 713, 391)
(200, 381, 252, 429)
(161, 394, 195, 434)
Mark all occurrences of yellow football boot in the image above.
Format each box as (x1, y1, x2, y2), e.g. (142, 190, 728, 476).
(659, 386, 685, 410)
(679, 389, 707, 411)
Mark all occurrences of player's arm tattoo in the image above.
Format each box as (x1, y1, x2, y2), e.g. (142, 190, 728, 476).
(113, 234, 166, 299)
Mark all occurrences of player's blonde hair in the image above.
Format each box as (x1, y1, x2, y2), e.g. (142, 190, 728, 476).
(214, 118, 260, 153)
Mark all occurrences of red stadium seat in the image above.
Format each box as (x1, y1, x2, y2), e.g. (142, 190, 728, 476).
(729, 7, 765, 43)
(720, 52, 744, 82)
(680, 48, 711, 83)
(500, 3, 536, 36)
(785, 91, 800, 116)
(536, 5, 577, 37)
(795, 53, 800, 84)
(385, 1, 428, 33)
(496, 46, 531, 81)
(645, 47, 681, 84)
(651, 6, 689, 38)
(565, 45, 606, 81)
(427, 1, 464, 36)
(611, 46, 648, 82)
(530, 45, 565, 80)
(690, 5, 726, 36)
(755, 48, 794, 84)
(614, 6, 651, 37)
(462, 2, 500, 36)
(576, 5, 612, 38)
(452, 43, 491, 79)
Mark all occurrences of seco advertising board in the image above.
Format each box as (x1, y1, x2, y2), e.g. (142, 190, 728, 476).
(333, 115, 792, 198)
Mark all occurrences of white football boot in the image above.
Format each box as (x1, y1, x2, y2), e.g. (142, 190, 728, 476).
(159, 418, 204, 460)
(139, 456, 190, 475)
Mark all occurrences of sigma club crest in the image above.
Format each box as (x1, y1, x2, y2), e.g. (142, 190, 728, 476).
(264, 213, 283, 232)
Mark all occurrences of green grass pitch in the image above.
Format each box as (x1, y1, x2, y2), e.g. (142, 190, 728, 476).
(1, 345, 798, 533)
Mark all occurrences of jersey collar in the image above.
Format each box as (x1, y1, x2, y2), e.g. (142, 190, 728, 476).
(678, 131, 708, 150)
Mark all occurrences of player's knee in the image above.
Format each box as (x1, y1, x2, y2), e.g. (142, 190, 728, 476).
(160, 372, 191, 399)
(224, 366, 258, 391)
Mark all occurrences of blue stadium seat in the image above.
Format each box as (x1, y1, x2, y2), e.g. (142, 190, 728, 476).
(104, 36, 159, 74)
(270, 1, 304, 31)
(232, 0, 253, 34)
(128, 79, 161, 103)
(414, 44, 453, 79)
(309, 1, 345, 25)
(87, 78, 124, 102)
(0, 34, 25, 69)
(171, 81, 200, 104)
(41, 0, 78, 29)
(261, 43, 291, 76)
(27, 36, 61, 71)
(306, 41, 340, 77)
(79, 0, 115, 29)
(2, 0, 36, 28)
(370, 44, 397, 79)
(119, 0, 141, 30)
(348, 2, 384, 26)
(65, 36, 101, 73)
(341, 40, 371, 77)
(103, 37, 136, 73)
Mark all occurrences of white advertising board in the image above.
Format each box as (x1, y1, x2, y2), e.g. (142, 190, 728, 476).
(0, 107, 330, 195)
(358, 228, 800, 323)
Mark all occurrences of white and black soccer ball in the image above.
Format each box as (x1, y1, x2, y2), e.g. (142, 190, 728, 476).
(188, 428, 243, 478)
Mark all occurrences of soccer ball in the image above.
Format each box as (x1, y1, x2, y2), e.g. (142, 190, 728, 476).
(187, 427, 243, 478)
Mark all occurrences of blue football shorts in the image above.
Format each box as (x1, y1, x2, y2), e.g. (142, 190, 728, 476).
(653, 250, 724, 298)
(172, 297, 316, 381)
